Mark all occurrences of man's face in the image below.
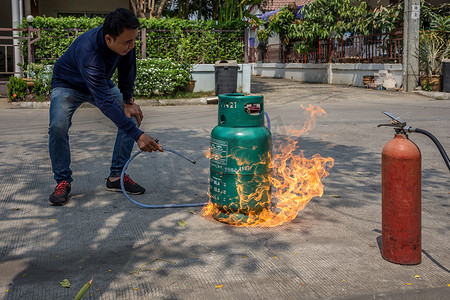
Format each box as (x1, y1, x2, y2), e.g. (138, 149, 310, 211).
(105, 28, 138, 56)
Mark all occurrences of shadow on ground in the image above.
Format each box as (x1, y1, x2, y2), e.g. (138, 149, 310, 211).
(0, 121, 449, 299)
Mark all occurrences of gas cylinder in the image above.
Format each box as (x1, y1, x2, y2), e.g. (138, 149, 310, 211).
(210, 93, 272, 224)
(382, 134, 421, 264)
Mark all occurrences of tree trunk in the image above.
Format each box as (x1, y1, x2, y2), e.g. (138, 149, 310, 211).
(156, 0, 169, 18)
(148, 0, 155, 18)
(184, 2, 190, 19)
(129, 0, 145, 18)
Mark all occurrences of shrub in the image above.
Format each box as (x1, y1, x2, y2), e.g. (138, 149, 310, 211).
(21, 16, 246, 66)
(25, 63, 53, 98)
(112, 58, 191, 96)
(7, 76, 28, 101)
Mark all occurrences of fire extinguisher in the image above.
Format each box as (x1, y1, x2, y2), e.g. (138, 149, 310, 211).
(378, 111, 450, 265)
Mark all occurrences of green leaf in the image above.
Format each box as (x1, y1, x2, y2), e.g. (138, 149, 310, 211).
(177, 220, 187, 227)
(59, 279, 71, 288)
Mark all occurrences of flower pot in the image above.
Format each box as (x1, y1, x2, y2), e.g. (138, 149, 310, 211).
(363, 75, 375, 87)
(23, 78, 35, 92)
(185, 80, 196, 92)
(420, 75, 442, 92)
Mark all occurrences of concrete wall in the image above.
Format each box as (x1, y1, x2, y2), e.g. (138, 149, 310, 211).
(0, 0, 12, 28)
(252, 62, 403, 88)
(191, 64, 252, 94)
(39, 0, 128, 17)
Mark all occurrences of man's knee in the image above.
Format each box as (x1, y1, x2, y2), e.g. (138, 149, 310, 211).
(49, 117, 70, 137)
(111, 87, 124, 108)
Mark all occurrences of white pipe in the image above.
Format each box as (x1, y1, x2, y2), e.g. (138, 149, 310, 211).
(11, 0, 23, 76)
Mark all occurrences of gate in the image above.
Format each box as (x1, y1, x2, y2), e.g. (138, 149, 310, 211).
(0, 27, 40, 95)
(0, 27, 41, 77)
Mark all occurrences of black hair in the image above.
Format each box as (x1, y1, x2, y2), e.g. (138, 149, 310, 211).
(103, 8, 140, 40)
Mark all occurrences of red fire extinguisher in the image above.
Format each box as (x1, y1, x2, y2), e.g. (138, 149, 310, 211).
(378, 111, 450, 265)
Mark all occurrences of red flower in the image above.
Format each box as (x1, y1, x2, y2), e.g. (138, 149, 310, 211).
(13, 94, 17, 98)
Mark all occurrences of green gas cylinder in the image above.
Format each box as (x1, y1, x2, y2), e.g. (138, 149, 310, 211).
(210, 93, 272, 224)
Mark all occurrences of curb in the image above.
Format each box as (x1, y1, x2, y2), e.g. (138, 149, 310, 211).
(0, 97, 219, 109)
(413, 90, 450, 100)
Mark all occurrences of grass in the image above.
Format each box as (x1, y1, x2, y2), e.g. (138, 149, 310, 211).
(137, 90, 215, 100)
(7, 90, 216, 102)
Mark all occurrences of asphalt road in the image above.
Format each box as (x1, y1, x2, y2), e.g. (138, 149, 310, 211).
(0, 77, 449, 299)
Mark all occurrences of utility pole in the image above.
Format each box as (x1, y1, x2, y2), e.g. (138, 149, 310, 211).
(403, 0, 421, 92)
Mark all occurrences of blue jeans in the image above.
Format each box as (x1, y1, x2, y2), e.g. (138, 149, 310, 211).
(48, 87, 137, 183)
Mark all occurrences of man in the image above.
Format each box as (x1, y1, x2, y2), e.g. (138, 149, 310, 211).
(48, 8, 162, 206)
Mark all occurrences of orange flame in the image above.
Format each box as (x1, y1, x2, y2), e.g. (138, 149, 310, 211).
(203, 104, 334, 227)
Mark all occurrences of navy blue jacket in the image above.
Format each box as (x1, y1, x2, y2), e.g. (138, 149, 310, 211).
(51, 25, 143, 141)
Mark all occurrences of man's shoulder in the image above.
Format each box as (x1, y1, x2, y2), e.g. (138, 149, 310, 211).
(75, 26, 102, 48)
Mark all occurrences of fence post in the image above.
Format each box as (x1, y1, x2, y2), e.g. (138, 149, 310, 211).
(27, 27, 32, 66)
(244, 28, 249, 63)
(141, 28, 146, 59)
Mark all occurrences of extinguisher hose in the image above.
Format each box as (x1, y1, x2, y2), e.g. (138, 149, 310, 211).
(120, 148, 208, 208)
(412, 128, 450, 171)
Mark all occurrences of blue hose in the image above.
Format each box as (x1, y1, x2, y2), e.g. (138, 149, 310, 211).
(122, 112, 272, 209)
(264, 111, 271, 131)
(120, 148, 207, 208)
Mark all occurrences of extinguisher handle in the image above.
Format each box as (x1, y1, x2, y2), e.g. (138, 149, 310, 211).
(377, 123, 402, 128)
(378, 111, 409, 134)
(381, 111, 406, 126)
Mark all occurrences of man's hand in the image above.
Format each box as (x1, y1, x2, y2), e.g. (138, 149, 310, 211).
(124, 103, 143, 125)
(137, 134, 163, 152)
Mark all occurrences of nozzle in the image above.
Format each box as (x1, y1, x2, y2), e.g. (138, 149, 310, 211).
(154, 139, 196, 164)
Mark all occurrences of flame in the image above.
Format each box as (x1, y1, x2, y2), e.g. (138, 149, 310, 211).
(203, 104, 334, 227)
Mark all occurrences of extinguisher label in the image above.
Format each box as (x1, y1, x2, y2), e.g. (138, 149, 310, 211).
(211, 138, 228, 167)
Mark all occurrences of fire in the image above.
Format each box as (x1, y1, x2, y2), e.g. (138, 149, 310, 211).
(203, 104, 334, 227)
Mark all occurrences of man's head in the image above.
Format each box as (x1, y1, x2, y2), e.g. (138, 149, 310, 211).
(103, 8, 140, 56)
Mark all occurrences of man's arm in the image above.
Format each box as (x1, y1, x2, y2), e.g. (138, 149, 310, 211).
(116, 47, 136, 103)
(79, 54, 142, 141)
(117, 48, 146, 126)
(80, 54, 162, 152)
(137, 134, 163, 152)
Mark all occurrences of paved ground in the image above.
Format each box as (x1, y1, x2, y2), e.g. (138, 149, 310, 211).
(0, 76, 449, 299)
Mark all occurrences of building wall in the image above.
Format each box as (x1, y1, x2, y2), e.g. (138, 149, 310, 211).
(366, 0, 447, 8)
(0, 0, 12, 28)
(252, 62, 403, 88)
(39, 0, 129, 17)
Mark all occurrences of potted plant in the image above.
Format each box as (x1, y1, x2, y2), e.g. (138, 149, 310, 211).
(7, 76, 28, 101)
(417, 20, 450, 91)
(185, 79, 196, 93)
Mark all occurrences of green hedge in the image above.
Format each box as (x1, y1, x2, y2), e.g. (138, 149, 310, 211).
(22, 17, 246, 65)
(10, 58, 191, 101)
(113, 58, 192, 96)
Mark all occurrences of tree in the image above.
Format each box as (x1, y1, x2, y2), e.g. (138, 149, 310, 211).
(129, 0, 265, 21)
(129, 0, 170, 19)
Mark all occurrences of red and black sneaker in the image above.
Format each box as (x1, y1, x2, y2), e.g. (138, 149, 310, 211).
(49, 180, 71, 206)
(106, 175, 145, 195)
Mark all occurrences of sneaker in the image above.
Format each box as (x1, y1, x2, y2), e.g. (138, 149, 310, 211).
(49, 181, 71, 206)
(106, 175, 145, 195)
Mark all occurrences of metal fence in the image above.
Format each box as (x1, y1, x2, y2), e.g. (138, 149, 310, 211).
(3, 28, 403, 79)
(0, 27, 40, 77)
(29, 28, 245, 65)
(262, 33, 403, 64)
